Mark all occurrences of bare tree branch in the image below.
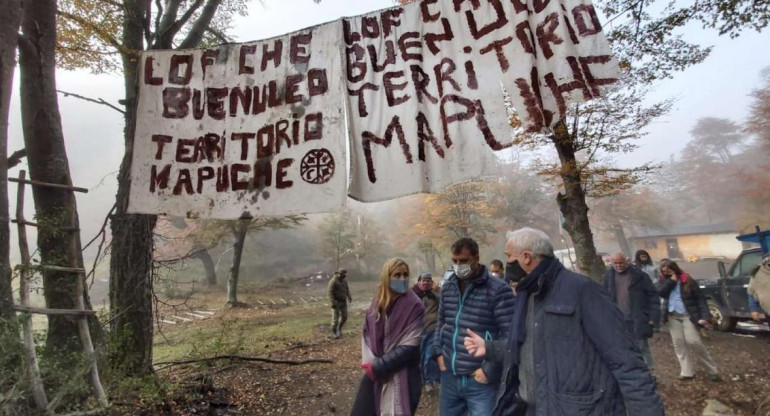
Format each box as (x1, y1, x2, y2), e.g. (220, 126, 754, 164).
(604, 0, 647, 26)
(85, 204, 117, 285)
(153, 0, 164, 45)
(154, 355, 334, 370)
(179, 0, 223, 49)
(84, 203, 117, 252)
(206, 25, 230, 43)
(143, 0, 153, 46)
(56, 90, 125, 114)
(157, 0, 204, 48)
(55, 408, 109, 416)
(158, 0, 182, 35)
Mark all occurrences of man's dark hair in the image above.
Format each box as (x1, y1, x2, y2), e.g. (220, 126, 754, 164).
(490, 259, 503, 269)
(634, 250, 653, 266)
(451, 238, 479, 256)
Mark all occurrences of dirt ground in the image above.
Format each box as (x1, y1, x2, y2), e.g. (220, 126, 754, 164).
(151, 323, 770, 416)
(132, 283, 770, 416)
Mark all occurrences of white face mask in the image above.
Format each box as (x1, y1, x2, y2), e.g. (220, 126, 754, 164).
(453, 263, 472, 279)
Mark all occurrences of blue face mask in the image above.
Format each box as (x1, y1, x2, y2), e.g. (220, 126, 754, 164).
(389, 279, 409, 294)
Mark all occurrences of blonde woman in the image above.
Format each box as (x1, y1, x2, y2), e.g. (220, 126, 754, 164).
(351, 259, 425, 416)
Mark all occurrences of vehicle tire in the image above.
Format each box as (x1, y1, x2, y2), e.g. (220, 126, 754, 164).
(708, 299, 737, 332)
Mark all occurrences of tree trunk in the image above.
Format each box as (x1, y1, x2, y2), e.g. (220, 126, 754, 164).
(0, 0, 21, 325)
(551, 123, 607, 281)
(0, 0, 23, 395)
(611, 223, 632, 257)
(424, 251, 436, 273)
(18, 0, 88, 355)
(108, 0, 156, 376)
(226, 222, 248, 306)
(109, 0, 225, 375)
(193, 249, 217, 286)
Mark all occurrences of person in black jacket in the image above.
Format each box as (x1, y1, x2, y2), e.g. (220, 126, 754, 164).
(464, 228, 663, 416)
(635, 250, 663, 330)
(658, 259, 721, 382)
(604, 253, 659, 372)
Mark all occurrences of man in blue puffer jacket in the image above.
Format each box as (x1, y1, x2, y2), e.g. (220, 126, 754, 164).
(434, 237, 516, 416)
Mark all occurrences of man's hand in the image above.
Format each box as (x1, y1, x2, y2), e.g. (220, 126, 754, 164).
(751, 311, 766, 322)
(437, 355, 447, 372)
(463, 329, 487, 358)
(649, 320, 654, 326)
(472, 368, 488, 384)
(698, 319, 713, 329)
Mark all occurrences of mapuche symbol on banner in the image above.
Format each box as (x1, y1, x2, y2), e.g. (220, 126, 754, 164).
(301, 149, 335, 185)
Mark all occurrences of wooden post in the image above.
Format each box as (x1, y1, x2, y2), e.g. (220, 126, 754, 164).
(65, 188, 108, 407)
(9, 176, 88, 193)
(12, 305, 96, 316)
(11, 218, 79, 232)
(15, 170, 49, 409)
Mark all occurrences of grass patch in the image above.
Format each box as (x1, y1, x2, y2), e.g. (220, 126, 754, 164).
(152, 280, 376, 365)
(153, 305, 363, 364)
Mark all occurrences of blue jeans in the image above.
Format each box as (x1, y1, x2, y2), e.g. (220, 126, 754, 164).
(421, 333, 440, 384)
(440, 371, 497, 416)
(749, 294, 767, 315)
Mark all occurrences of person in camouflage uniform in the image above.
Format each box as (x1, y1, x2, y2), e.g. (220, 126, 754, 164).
(328, 268, 352, 339)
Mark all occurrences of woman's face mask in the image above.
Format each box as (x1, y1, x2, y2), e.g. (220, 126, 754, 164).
(390, 267, 409, 294)
(390, 279, 409, 294)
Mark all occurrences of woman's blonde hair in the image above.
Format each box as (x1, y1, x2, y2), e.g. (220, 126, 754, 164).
(374, 258, 410, 321)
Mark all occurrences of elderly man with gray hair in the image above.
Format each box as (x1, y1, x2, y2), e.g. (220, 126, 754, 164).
(604, 252, 659, 373)
(464, 227, 664, 416)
